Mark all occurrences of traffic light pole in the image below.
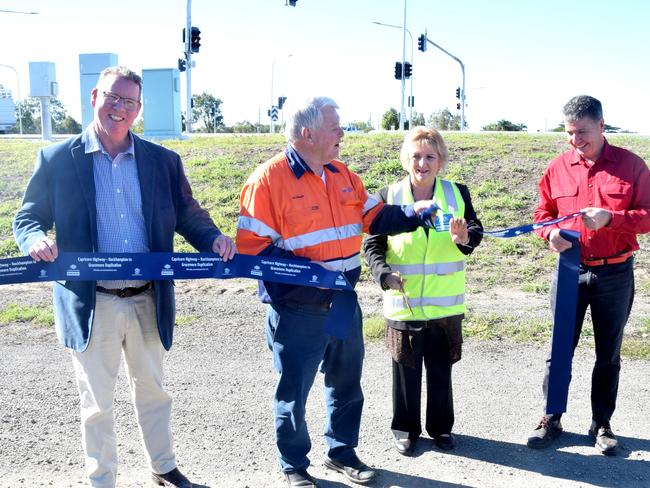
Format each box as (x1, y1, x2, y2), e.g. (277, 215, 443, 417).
(373, 22, 414, 130)
(423, 36, 466, 131)
(185, 0, 193, 133)
(400, 0, 407, 130)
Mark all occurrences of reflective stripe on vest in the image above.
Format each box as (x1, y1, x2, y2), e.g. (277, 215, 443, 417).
(384, 293, 465, 309)
(384, 176, 466, 321)
(390, 261, 465, 276)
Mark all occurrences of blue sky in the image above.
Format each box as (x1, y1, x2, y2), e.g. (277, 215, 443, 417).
(1, 0, 649, 133)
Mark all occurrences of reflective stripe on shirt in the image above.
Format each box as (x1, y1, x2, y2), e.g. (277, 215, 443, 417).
(277, 223, 362, 251)
(237, 215, 281, 243)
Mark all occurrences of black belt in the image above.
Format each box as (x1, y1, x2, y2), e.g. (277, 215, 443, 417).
(96, 282, 151, 298)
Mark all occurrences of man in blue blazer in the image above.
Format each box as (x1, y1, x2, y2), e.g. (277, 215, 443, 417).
(13, 66, 235, 488)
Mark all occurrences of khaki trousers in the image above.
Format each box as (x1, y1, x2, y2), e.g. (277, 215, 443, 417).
(70, 290, 176, 488)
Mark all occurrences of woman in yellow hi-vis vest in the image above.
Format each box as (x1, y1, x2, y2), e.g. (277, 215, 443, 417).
(364, 127, 483, 456)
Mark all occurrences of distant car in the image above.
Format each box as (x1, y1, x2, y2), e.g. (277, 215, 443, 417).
(342, 124, 360, 132)
(0, 85, 17, 133)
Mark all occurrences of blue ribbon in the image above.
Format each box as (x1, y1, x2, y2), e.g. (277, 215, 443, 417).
(424, 204, 583, 415)
(0, 252, 353, 290)
(0, 252, 356, 339)
(477, 214, 581, 415)
(546, 230, 580, 414)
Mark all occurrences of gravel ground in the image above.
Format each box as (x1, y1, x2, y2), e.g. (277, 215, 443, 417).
(0, 279, 649, 488)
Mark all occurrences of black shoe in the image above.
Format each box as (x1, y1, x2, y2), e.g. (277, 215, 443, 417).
(589, 422, 618, 456)
(393, 435, 416, 456)
(526, 416, 563, 449)
(151, 467, 192, 488)
(324, 454, 376, 485)
(285, 469, 319, 488)
(434, 434, 456, 451)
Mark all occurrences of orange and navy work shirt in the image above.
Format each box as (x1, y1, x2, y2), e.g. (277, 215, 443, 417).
(237, 145, 419, 305)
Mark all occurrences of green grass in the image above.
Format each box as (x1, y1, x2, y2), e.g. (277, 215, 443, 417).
(0, 303, 54, 327)
(1, 133, 649, 357)
(362, 312, 650, 360)
(175, 314, 198, 326)
(463, 312, 553, 343)
(362, 315, 386, 343)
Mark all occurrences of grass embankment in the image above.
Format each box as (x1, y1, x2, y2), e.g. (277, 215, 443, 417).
(1, 133, 649, 357)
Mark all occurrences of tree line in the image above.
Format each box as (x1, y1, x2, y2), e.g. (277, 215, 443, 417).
(9, 93, 631, 135)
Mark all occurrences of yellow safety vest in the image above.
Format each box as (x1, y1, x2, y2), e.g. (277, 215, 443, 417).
(384, 176, 466, 321)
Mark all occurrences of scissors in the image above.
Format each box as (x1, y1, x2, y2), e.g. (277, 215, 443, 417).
(398, 279, 414, 316)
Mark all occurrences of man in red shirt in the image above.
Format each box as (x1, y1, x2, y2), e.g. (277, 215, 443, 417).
(526, 95, 650, 455)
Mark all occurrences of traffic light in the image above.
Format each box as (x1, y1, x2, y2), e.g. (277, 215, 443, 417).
(190, 26, 201, 53)
(404, 62, 412, 79)
(178, 58, 186, 72)
(278, 96, 287, 109)
(394, 61, 402, 80)
(417, 34, 427, 52)
(455, 87, 461, 99)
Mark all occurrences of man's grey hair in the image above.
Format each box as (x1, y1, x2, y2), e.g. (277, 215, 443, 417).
(563, 95, 603, 123)
(97, 66, 143, 99)
(284, 96, 339, 143)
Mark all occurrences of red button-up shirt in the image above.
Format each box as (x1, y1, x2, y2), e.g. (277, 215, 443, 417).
(534, 138, 650, 260)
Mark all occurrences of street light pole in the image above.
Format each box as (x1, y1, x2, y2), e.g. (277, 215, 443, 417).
(422, 35, 466, 130)
(372, 21, 413, 130)
(0, 64, 23, 134)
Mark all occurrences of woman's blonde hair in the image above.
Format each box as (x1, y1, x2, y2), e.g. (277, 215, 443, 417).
(399, 126, 449, 172)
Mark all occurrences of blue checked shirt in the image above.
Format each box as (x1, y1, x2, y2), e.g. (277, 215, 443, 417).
(83, 126, 149, 289)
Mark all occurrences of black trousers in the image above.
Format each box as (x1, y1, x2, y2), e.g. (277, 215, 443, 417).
(391, 320, 456, 439)
(543, 258, 635, 425)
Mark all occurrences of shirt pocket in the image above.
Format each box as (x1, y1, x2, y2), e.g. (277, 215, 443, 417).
(550, 182, 578, 214)
(283, 207, 320, 244)
(339, 198, 364, 225)
(598, 182, 631, 210)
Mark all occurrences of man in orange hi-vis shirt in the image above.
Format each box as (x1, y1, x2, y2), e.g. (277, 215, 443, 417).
(237, 97, 438, 488)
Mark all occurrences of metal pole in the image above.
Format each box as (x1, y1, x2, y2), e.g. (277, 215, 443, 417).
(40, 97, 52, 140)
(408, 32, 413, 129)
(400, 0, 407, 130)
(185, 0, 192, 133)
(460, 64, 466, 131)
(372, 21, 413, 130)
(270, 54, 292, 134)
(424, 36, 466, 131)
(0, 64, 22, 134)
(270, 59, 276, 134)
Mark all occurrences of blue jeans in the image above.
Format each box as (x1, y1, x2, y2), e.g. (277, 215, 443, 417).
(265, 302, 364, 473)
(544, 257, 635, 424)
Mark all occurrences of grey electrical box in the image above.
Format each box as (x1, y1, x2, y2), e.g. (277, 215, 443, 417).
(143, 68, 182, 139)
(79, 53, 118, 129)
(29, 62, 58, 97)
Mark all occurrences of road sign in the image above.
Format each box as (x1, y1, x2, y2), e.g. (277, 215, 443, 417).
(270, 106, 279, 122)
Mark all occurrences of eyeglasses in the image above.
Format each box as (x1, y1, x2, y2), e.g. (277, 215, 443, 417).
(102, 91, 141, 112)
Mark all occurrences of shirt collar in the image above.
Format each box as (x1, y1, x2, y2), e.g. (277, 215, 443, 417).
(82, 124, 135, 157)
(285, 144, 339, 179)
(569, 137, 612, 167)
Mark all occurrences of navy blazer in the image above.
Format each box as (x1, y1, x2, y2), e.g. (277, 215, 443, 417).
(13, 133, 221, 352)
